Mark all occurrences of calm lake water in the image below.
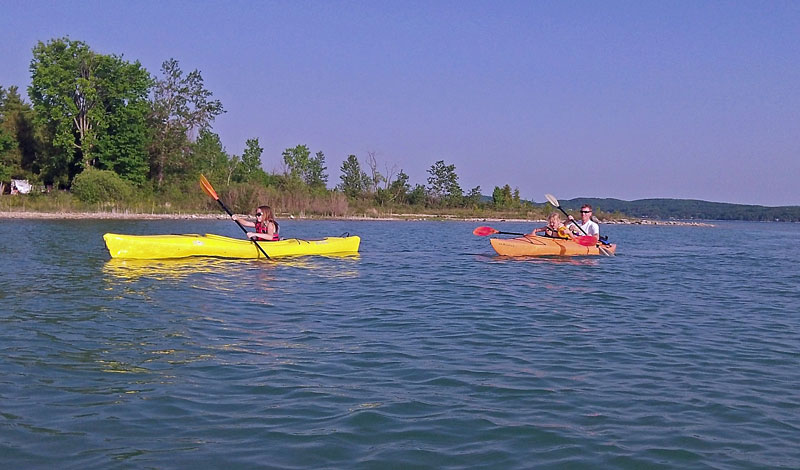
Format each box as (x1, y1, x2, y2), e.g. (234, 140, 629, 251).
(1, 218, 798, 469)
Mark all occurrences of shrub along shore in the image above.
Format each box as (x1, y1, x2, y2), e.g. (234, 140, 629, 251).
(0, 209, 714, 226)
(0, 177, 713, 226)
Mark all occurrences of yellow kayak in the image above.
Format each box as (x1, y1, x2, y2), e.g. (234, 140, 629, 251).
(490, 236, 616, 257)
(103, 233, 360, 260)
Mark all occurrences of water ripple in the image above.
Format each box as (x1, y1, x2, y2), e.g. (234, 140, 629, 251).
(1, 220, 799, 468)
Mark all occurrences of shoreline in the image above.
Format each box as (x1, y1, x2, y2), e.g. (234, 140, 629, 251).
(0, 210, 715, 226)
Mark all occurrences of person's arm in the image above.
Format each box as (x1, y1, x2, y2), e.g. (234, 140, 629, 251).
(265, 221, 277, 239)
(232, 214, 255, 228)
(564, 216, 575, 233)
(566, 221, 578, 235)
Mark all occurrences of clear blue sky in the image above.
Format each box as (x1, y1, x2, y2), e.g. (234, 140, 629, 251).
(2, 1, 798, 206)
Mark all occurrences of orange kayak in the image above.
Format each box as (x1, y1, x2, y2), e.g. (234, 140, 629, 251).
(490, 236, 617, 257)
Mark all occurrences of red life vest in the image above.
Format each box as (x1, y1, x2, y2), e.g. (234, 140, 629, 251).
(254, 220, 280, 241)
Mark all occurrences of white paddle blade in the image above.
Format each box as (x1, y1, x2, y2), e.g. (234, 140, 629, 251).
(545, 193, 559, 207)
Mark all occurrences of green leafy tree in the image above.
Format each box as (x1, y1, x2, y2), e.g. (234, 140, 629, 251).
(226, 155, 241, 185)
(0, 131, 12, 158)
(464, 186, 483, 207)
(0, 98, 16, 173)
(191, 129, 229, 180)
(338, 154, 369, 197)
(29, 38, 99, 174)
(407, 184, 427, 206)
(376, 168, 410, 206)
(0, 129, 13, 193)
(427, 160, 462, 207)
(239, 138, 263, 179)
(492, 184, 513, 209)
(29, 38, 151, 185)
(0, 161, 11, 194)
(232, 137, 274, 185)
(388, 170, 410, 203)
(0, 161, 10, 183)
(93, 66, 152, 185)
(282, 144, 310, 183)
(306, 151, 328, 189)
(0, 86, 37, 178)
(149, 58, 224, 186)
(282, 144, 328, 188)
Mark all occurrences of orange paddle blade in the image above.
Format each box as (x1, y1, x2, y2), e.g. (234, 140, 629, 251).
(473, 226, 499, 236)
(199, 174, 219, 200)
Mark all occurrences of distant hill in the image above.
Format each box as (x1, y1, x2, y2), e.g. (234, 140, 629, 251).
(554, 198, 800, 222)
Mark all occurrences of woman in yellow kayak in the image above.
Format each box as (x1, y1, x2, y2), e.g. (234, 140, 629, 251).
(232, 205, 280, 241)
(531, 213, 571, 239)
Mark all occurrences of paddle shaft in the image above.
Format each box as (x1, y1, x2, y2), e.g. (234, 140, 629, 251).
(495, 230, 528, 236)
(199, 174, 271, 259)
(214, 193, 271, 260)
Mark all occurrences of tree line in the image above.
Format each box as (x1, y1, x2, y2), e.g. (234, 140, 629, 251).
(562, 198, 800, 222)
(1, 37, 540, 216)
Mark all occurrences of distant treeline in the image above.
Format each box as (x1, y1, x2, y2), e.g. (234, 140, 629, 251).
(559, 198, 800, 222)
(1, 37, 546, 218)
(4, 37, 795, 222)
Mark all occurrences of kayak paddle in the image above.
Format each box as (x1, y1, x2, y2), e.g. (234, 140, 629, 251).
(473, 226, 528, 237)
(200, 174, 271, 259)
(545, 193, 613, 256)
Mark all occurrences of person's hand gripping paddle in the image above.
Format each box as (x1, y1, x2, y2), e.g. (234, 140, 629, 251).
(200, 174, 270, 259)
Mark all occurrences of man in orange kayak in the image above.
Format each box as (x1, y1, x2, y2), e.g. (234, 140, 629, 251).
(567, 204, 600, 238)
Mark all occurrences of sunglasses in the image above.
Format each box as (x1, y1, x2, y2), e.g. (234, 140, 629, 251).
(580, 210, 592, 213)
(255, 212, 263, 217)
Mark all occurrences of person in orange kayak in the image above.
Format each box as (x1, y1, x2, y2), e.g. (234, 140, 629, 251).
(567, 204, 600, 238)
(232, 205, 280, 241)
(532, 212, 570, 238)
